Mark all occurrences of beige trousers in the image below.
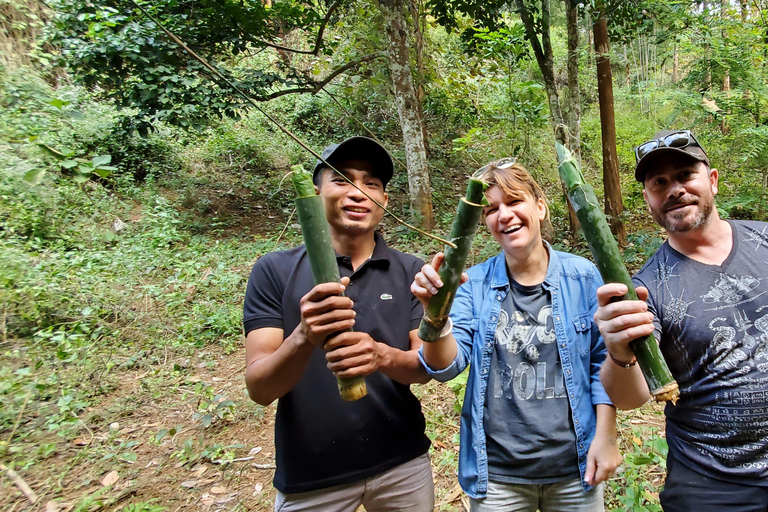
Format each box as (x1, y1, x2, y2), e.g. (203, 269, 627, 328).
(274, 453, 434, 512)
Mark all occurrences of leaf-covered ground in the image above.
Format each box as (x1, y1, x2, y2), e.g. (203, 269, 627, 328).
(1, 330, 667, 511)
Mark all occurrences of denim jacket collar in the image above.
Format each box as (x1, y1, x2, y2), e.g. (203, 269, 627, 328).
(490, 241, 560, 291)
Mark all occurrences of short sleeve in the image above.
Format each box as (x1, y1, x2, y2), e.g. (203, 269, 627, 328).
(243, 253, 288, 335)
(409, 257, 425, 331)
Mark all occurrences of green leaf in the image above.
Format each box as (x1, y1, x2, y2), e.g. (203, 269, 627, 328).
(93, 168, 112, 178)
(38, 143, 74, 159)
(47, 98, 70, 110)
(61, 160, 79, 169)
(72, 173, 90, 184)
(92, 155, 112, 167)
(120, 452, 137, 462)
(23, 168, 46, 185)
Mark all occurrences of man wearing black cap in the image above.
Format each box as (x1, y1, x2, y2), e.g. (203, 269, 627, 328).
(594, 130, 768, 510)
(243, 137, 434, 511)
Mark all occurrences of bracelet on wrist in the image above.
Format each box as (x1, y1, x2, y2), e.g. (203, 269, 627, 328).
(438, 317, 453, 338)
(609, 351, 637, 369)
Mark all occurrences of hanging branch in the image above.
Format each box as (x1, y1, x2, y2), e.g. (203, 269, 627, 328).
(258, 0, 342, 56)
(259, 52, 387, 100)
(129, 0, 455, 249)
(323, 88, 408, 171)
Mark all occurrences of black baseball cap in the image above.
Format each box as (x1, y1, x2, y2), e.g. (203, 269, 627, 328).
(634, 129, 710, 183)
(312, 136, 394, 187)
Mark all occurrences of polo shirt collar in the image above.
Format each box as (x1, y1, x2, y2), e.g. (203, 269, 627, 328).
(335, 231, 391, 270)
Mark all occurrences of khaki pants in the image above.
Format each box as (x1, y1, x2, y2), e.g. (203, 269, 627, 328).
(274, 453, 434, 512)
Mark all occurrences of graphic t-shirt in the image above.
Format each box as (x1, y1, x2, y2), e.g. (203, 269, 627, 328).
(484, 278, 579, 484)
(634, 220, 768, 484)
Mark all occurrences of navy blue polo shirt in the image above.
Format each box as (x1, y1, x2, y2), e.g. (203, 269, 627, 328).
(243, 232, 430, 494)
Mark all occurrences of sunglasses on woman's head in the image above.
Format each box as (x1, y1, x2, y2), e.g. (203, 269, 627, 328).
(477, 157, 517, 174)
(634, 130, 703, 163)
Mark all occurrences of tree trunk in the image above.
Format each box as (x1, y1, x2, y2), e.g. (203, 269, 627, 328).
(516, 0, 579, 236)
(672, 45, 678, 83)
(593, 0, 626, 246)
(721, 0, 730, 134)
(379, 0, 434, 230)
(516, 0, 563, 125)
(406, 0, 430, 153)
(565, 0, 581, 161)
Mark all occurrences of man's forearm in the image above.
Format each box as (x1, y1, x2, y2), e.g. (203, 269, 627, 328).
(599, 359, 651, 410)
(378, 343, 430, 385)
(245, 328, 315, 405)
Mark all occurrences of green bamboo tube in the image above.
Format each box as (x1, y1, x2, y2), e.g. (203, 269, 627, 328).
(555, 142, 679, 404)
(291, 165, 367, 402)
(418, 174, 488, 342)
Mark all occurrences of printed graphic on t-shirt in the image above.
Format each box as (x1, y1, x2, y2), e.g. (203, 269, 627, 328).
(484, 283, 578, 482)
(636, 221, 768, 481)
(492, 304, 564, 401)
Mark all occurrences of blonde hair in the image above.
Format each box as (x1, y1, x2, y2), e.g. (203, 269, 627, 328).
(477, 159, 553, 239)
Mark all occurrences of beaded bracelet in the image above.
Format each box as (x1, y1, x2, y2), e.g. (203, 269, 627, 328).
(609, 351, 637, 369)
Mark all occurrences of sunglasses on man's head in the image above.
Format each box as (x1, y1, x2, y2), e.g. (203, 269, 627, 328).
(634, 130, 703, 163)
(477, 157, 517, 174)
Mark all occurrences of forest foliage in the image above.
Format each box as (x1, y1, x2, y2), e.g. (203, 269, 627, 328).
(1, 0, 768, 509)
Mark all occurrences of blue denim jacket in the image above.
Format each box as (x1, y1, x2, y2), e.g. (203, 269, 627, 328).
(418, 247, 612, 499)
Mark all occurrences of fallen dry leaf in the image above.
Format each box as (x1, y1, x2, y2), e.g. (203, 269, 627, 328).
(101, 471, 119, 487)
(72, 437, 89, 446)
(254, 483, 263, 493)
(248, 446, 263, 456)
(210, 486, 227, 494)
(181, 481, 198, 489)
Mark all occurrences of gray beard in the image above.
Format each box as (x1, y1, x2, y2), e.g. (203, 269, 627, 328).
(653, 197, 715, 233)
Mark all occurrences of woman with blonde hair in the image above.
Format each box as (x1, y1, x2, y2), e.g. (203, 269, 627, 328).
(412, 158, 621, 511)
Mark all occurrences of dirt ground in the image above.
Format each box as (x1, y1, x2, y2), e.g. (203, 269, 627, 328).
(0, 339, 471, 512)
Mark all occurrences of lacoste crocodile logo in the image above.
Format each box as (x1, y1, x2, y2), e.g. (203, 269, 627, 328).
(380, 293, 393, 300)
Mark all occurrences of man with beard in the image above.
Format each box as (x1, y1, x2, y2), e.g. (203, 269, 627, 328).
(594, 130, 768, 511)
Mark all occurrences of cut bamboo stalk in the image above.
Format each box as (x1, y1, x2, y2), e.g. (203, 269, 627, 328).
(291, 165, 367, 401)
(555, 142, 679, 404)
(418, 173, 488, 342)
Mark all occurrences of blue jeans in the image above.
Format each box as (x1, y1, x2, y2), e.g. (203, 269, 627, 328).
(469, 478, 604, 512)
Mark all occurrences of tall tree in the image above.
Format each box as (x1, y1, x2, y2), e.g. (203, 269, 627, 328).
(592, 0, 626, 245)
(515, 0, 563, 128)
(515, 0, 580, 234)
(565, 0, 581, 160)
(379, 0, 434, 229)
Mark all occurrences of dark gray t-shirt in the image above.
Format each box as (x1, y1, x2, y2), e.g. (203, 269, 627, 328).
(634, 220, 768, 484)
(484, 279, 579, 484)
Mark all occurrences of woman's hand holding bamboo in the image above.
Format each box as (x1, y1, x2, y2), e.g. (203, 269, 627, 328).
(410, 253, 464, 371)
(411, 253, 468, 309)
